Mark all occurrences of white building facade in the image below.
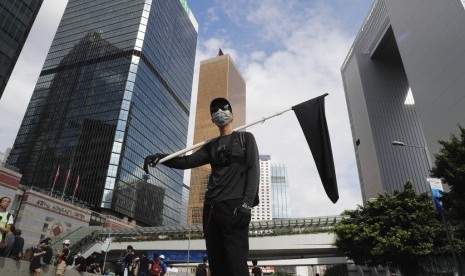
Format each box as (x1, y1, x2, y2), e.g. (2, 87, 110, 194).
(252, 155, 273, 221)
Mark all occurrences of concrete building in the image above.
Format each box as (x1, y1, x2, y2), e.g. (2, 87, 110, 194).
(0, 0, 44, 98)
(7, 0, 198, 226)
(252, 155, 273, 221)
(341, 0, 465, 202)
(187, 52, 246, 224)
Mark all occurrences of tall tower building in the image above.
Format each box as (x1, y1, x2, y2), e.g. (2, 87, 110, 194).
(0, 0, 44, 98)
(7, 0, 198, 226)
(341, 0, 465, 202)
(252, 155, 272, 221)
(271, 163, 291, 219)
(188, 52, 246, 224)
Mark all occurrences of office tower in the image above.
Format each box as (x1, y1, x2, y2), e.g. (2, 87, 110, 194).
(7, 0, 198, 226)
(252, 155, 272, 221)
(188, 52, 246, 224)
(271, 163, 291, 219)
(0, 0, 44, 98)
(180, 183, 189, 225)
(341, 0, 465, 202)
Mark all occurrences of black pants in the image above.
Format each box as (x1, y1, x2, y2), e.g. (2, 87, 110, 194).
(203, 199, 251, 276)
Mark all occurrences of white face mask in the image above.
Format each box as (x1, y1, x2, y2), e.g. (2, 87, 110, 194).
(211, 109, 231, 126)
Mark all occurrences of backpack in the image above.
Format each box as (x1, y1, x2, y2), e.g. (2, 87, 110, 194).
(195, 263, 207, 276)
(115, 251, 129, 273)
(150, 261, 162, 276)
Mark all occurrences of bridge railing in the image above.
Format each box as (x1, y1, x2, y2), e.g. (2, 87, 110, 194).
(65, 215, 349, 254)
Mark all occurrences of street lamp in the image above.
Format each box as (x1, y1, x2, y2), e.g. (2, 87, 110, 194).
(392, 140, 461, 276)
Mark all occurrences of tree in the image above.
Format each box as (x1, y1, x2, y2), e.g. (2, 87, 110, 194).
(333, 182, 448, 275)
(431, 125, 465, 253)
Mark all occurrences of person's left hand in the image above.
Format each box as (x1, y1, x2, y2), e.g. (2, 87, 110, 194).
(144, 153, 166, 173)
(233, 202, 252, 216)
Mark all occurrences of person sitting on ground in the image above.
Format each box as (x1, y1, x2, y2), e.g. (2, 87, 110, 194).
(0, 196, 15, 257)
(8, 226, 24, 260)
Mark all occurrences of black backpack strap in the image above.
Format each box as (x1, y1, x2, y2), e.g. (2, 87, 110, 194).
(239, 131, 246, 149)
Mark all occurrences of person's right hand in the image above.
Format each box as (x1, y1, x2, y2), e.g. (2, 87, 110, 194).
(144, 153, 166, 173)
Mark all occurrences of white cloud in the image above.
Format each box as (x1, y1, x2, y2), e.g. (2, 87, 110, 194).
(0, 0, 68, 152)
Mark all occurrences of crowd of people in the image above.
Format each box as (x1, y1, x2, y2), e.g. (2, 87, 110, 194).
(0, 192, 268, 276)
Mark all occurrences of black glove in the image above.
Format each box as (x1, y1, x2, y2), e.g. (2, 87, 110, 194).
(143, 153, 166, 174)
(233, 202, 252, 216)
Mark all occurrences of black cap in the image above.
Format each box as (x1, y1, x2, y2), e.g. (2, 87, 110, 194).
(210, 98, 232, 114)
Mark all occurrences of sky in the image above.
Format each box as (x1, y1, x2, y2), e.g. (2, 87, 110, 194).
(0, 0, 373, 218)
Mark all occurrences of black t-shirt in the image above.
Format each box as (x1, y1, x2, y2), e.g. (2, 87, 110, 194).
(42, 245, 53, 264)
(252, 266, 263, 276)
(74, 256, 86, 272)
(163, 131, 260, 206)
(139, 256, 150, 272)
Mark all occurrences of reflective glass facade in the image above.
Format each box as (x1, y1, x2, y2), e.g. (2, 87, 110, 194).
(0, 0, 44, 98)
(7, 0, 197, 226)
(271, 163, 291, 219)
(188, 54, 246, 224)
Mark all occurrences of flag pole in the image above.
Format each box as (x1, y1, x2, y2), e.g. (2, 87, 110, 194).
(156, 107, 293, 164)
(71, 176, 80, 205)
(50, 165, 60, 196)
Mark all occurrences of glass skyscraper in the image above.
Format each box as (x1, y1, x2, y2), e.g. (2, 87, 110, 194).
(0, 0, 44, 98)
(271, 163, 291, 219)
(7, 0, 198, 226)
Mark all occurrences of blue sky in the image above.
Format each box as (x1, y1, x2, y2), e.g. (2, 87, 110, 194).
(0, 0, 373, 217)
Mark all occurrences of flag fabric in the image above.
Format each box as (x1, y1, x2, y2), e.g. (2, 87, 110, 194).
(63, 169, 71, 194)
(292, 93, 339, 203)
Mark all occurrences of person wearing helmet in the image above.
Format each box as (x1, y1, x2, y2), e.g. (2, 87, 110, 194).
(56, 239, 71, 276)
(145, 98, 260, 276)
(158, 255, 167, 275)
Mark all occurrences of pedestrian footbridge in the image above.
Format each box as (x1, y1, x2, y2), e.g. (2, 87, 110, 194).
(53, 215, 349, 266)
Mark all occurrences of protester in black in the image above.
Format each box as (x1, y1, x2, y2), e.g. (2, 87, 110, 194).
(116, 245, 133, 276)
(145, 98, 260, 276)
(138, 251, 150, 276)
(30, 240, 47, 276)
(41, 237, 53, 265)
(9, 227, 24, 260)
(251, 260, 263, 276)
(196, 256, 209, 276)
(74, 251, 87, 272)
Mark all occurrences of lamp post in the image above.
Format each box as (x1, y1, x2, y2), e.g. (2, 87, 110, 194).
(392, 140, 461, 276)
(186, 206, 202, 276)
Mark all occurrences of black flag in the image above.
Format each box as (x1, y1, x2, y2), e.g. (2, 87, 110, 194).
(292, 93, 339, 203)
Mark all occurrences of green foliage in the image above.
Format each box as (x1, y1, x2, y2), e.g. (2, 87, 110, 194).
(431, 125, 465, 253)
(333, 182, 447, 273)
